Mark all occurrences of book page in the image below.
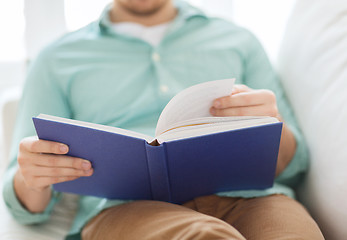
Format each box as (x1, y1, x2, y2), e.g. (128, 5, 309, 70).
(158, 116, 267, 134)
(156, 116, 279, 144)
(155, 79, 235, 136)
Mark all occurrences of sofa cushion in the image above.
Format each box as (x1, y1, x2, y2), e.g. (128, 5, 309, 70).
(277, 1, 347, 239)
(0, 192, 77, 240)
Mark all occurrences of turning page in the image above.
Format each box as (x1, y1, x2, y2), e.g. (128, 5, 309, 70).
(155, 79, 235, 136)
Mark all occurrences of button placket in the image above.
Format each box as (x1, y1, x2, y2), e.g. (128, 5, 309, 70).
(150, 49, 170, 99)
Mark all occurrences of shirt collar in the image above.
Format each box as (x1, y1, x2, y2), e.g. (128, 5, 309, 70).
(98, 0, 207, 35)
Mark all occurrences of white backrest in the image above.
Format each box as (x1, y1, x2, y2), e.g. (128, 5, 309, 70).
(277, 0, 347, 239)
(1, 87, 22, 167)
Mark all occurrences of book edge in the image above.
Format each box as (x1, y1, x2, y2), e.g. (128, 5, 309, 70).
(35, 114, 153, 143)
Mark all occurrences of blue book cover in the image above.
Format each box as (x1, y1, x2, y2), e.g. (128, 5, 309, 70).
(33, 116, 282, 204)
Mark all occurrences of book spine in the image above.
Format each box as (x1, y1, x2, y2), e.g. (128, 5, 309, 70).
(145, 143, 171, 202)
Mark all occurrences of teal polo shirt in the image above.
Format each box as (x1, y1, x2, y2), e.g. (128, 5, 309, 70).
(2, 1, 308, 239)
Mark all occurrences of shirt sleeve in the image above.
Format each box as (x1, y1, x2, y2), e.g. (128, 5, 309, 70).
(241, 30, 309, 188)
(2, 46, 72, 225)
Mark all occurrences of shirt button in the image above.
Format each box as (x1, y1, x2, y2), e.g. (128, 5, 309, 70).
(160, 85, 169, 93)
(152, 52, 161, 62)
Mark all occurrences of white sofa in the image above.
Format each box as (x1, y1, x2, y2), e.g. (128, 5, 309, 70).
(277, 0, 347, 239)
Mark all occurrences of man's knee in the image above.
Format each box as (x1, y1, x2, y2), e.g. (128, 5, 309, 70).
(178, 218, 245, 240)
(234, 194, 325, 240)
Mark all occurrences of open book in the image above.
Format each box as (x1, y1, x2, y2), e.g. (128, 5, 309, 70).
(33, 79, 283, 204)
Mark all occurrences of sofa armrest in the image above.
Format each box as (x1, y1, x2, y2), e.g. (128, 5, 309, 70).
(1, 87, 22, 170)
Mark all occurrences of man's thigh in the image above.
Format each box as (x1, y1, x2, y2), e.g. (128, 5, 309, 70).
(184, 194, 324, 240)
(81, 200, 245, 240)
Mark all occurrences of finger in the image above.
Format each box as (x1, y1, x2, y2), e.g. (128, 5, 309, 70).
(29, 166, 93, 177)
(213, 89, 276, 109)
(32, 154, 92, 170)
(212, 84, 251, 109)
(20, 137, 69, 155)
(213, 84, 252, 109)
(210, 104, 278, 117)
(31, 176, 81, 189)
(213, 92, 262, 109)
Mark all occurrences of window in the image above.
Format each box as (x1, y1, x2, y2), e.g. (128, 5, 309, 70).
(232, 0, 295, 62)
(64, 0, 112, 31)
(189, 0, 296, 61)
(0, 0, 26, 92)
(0, 0, 25, 61)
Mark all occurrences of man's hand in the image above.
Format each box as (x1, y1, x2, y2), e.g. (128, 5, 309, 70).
(210, 84, 280, 120)
(17, 136, 93, 192)
(210, 84, 296, 176)
(14, 136, 93, 212)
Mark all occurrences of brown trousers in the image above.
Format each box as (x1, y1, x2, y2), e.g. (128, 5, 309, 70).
(82, 194, 324, 240)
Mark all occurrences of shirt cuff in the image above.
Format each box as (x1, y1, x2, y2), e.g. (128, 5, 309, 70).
(2, 167, 62, 225)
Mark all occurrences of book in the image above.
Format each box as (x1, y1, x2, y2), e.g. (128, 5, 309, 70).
(33, 79, 283, 204)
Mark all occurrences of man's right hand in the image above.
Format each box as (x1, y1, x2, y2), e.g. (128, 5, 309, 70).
(14, 136, 93, 212)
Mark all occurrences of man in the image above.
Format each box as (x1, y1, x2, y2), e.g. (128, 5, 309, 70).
(3, 0, 324, 239)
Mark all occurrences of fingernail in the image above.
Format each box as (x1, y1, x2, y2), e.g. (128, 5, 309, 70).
(213, 100, 221, 108)
(60, 144, 68, 153)
(210, 108, 216, 115)
(84, 169, 93, 176)
(82, 161, 91, 170)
